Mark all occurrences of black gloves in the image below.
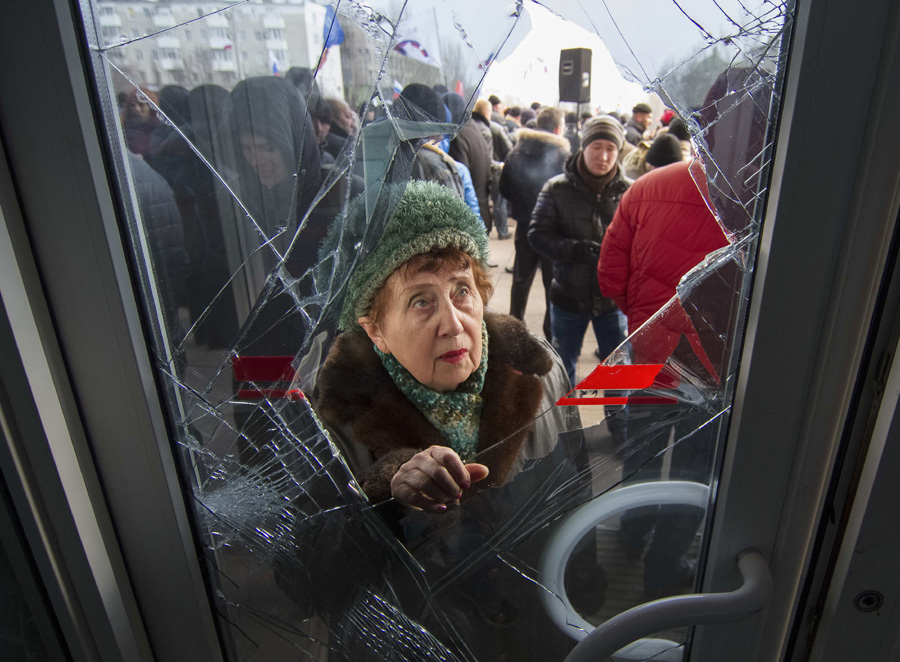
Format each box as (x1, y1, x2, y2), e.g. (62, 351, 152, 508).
(573, 240, 602, 263)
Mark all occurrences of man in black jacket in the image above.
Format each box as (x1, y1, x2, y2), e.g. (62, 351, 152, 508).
(625, 102, 653, 146)
(528, 115, 631, 387)
(449, 99, 494, 233)
(500, 107, 570, 340)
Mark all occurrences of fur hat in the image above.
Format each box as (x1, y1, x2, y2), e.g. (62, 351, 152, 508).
(581, 114, 625, 151)
(338, 181, 490, 330)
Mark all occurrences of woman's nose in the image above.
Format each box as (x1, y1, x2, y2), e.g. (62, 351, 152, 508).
(436, 302, 464, 336)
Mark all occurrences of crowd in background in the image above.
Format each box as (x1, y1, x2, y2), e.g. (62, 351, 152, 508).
(117, 71, 723, 393)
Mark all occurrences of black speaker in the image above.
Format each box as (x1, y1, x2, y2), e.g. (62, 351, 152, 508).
(559, 48, 592, 103)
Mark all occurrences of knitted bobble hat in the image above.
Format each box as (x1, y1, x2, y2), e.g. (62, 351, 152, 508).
(338, 180, 491, 330)
(581, 114, 625, 151)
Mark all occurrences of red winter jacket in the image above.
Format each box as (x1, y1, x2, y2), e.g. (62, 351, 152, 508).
(598, 160, 729, 366)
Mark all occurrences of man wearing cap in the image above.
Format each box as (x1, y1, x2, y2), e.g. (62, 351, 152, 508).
(625, 103, 653, 146)
(528, 115, 631, 388)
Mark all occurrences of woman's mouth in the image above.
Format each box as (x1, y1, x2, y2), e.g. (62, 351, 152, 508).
(439, 349, 468, 363)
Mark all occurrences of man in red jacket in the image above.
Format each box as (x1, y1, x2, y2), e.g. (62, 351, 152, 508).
(598, 158, 729, 598)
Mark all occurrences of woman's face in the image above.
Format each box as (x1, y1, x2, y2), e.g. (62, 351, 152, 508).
(239, 132, 289, 188)
(359, 261, 484, 393)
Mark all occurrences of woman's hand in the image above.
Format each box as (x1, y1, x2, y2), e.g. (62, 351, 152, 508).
(391, 446, 489, 513)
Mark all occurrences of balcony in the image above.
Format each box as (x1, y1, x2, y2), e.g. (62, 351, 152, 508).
(206, 14, 228, 29)
(265, 38, 287, 51)
(209, 37, 232, 50)
(211, 59, 237, 72)
(157, 36, 180, 49)
(263, 14, 285, 30)
(152, 13, 175, 29)
(159, 56, 184, 71)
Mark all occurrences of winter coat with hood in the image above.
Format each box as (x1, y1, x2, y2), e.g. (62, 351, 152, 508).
(225, 76, 322, 256)
(499, 127, 570, 226)
(528, 153, 631, 317)
(449, 113, 493, 228)
(598, 160, 729, 360)
(313, 313, 577, 503)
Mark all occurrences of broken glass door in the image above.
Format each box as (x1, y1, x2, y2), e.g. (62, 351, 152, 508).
(76, 0, 794, 659)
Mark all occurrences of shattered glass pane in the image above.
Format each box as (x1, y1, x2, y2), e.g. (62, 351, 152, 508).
(80, 0, 793, 659)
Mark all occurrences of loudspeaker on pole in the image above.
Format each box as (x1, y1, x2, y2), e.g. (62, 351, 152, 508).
(559, 48, 592, 103)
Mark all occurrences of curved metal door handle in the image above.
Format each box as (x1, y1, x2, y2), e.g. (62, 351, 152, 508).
(565, 548, 772, 662)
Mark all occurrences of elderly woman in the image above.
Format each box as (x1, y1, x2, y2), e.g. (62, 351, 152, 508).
(312, 181, 590, 659)
(314, 180, 575, 512)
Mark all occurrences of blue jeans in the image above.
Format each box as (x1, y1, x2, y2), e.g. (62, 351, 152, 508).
(550, 304, 626, 387)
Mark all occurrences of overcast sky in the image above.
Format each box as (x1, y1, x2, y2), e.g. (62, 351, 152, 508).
(387, 0, 771, 112)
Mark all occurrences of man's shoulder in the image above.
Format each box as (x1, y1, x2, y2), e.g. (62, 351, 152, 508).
(544, 171, 571, 189)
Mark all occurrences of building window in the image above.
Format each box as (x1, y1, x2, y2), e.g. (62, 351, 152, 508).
(152, 50, 158, 60)
(136, 51, 143, 61)
(264, 28, 284, 40)
(184, 30, 191, 39)
(255, 31, 262, 41)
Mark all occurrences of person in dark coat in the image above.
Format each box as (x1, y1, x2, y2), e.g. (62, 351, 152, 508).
(597, 159, 729, 599)
(226, 76, 322, 255)
(449, 98, 493, 233)
(528, 115, 631, 387)
(399, 84, 466, 200)
(500, 107, 570, 340)
(121, 86, 160, 160)
(128, 152, 189, 345)
(488, 112, 513, 239)
(563, 111, 581, 153)
(625, 102, 653, 146)
(158, 84, 239, 349)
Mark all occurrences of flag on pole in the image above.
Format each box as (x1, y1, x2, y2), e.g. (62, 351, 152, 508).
(324, 5, 345, 48)
(393, 12, 443, 68)
(392, 79, 403, 98)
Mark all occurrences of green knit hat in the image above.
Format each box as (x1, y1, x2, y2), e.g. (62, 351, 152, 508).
(338, 180, 491, 330)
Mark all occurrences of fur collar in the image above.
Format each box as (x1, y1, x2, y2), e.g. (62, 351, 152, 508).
(314, 312, 552, 500)
(515, 127, 571, 153)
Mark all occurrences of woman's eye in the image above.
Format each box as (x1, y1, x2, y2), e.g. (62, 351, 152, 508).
(411, 298, 429, 308)
(456, 287, 470, 298)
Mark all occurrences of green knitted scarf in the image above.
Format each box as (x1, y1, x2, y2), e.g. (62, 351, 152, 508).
(375, 322, 489, 461)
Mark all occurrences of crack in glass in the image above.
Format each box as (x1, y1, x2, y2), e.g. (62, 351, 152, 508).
(82, 0, 794, 658)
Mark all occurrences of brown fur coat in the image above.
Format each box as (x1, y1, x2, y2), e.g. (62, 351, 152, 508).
(313, 312, 555, 501)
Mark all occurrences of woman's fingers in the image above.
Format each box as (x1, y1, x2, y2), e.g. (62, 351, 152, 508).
(464, 463, 490, 484)
(391, 446, 481, 511)
(391, 481, 449, 513)
(429, 446, 472, 489)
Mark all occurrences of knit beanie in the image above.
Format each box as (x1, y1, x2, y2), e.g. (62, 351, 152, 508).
(581, 114, 625, 151)
(645, 133, 684, 168)
(338, 181, 491, 330)
(667, 117, 691, 142)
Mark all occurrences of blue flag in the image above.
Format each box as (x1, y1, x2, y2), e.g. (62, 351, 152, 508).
(324, 5, 345, 48)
